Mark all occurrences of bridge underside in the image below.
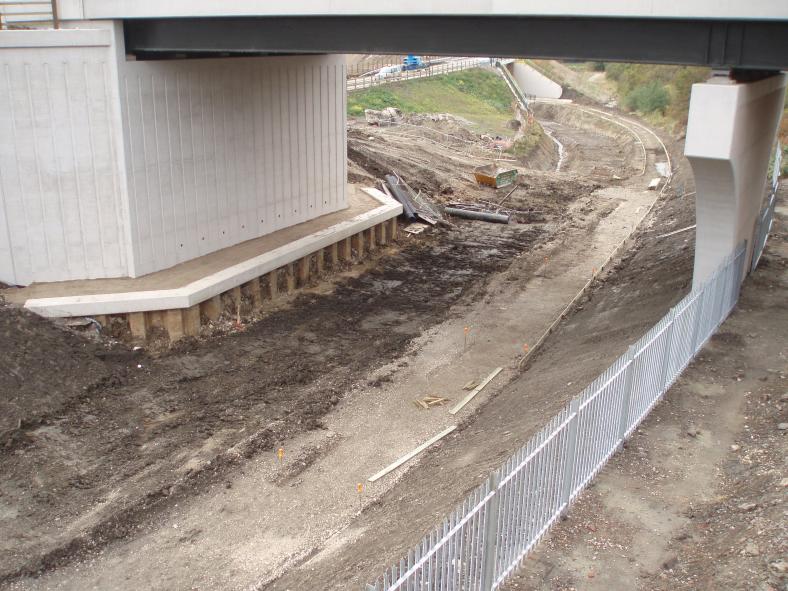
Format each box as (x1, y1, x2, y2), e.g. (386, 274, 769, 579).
(124, 16, 788, 71)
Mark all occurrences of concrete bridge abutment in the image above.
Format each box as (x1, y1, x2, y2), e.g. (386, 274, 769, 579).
(685, 72, 786, 289)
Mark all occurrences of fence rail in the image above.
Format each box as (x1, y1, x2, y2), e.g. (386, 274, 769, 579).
(368, 238, 750, 590)
(0, 0, 57, 29)
(752, 141, 782, 270)
(348, 58, 498, 93)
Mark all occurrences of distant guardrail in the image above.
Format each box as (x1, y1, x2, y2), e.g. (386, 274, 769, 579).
(0, 0, 57, 29)
(347, 58, 509, 93)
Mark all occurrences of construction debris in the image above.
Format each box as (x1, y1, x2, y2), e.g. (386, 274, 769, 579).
(473, 163, 518, 188)
(368, 425, 457, 482)
(412, 396, 451, 410)
(403, 223, 430, 235)
(656, 224, 696, 240)
(383, 173, 448, 226)
(449, 367, 504, 415)
(365, 107, 403, 126)
(445, 207, 510, 224)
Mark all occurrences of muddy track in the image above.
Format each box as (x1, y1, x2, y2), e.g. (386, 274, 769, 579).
(0, 221, 546, 583)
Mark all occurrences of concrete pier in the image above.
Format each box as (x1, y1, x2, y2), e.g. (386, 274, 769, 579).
(685, 72, 787, 289)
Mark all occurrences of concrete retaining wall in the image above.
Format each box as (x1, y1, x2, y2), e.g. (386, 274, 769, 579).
(0, 26, 348, 285)
(508, 62, 562, 99)
(119, 54, 347, 277)
(0, 27, 128, 285)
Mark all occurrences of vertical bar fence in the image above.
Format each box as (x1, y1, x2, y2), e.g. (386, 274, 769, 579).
(368, 239, 751, 591)
(347, 57, 499, 93)
(752, 141, 782, 270)
(0, 1, 57, 29)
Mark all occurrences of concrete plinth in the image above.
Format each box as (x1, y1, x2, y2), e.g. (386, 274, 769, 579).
(685, 73, 786, 289)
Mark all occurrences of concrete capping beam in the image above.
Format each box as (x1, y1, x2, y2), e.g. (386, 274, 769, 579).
(24, 188, 402, 317)
(0, 28, 111, 48)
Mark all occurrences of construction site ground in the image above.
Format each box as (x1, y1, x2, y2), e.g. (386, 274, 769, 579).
(3, 88, 780, 591)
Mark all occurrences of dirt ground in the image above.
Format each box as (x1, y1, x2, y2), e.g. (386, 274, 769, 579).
(1, 92, 685, 590)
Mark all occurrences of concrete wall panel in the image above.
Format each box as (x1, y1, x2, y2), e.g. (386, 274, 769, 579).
(119, 55, 347, 277)
(508, 62, 563, 99)
(0, 40, 127, 285)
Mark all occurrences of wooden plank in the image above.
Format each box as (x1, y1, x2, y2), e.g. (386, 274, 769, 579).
(329, 241, 339, 265)
(367, 227, 377, 251)
(201, 295, 222, 321)
(285, 263, 296, 293)
(267, 270, 279, 300)
(297, 255, 310, 286)
(449, 367, 503, 415)
(128, 312, 147, 340)
(352, 232, 365, 259)
(183, 305, 201, 336)
(246, 277, 263, 308)
(379, 221, 388, 246)
(165, 309, 185, 341)
(342, 236, 352, 261)
(368, 425, 457, 482)
(389, 217, 398, 241)
(231, 286, 242, 314)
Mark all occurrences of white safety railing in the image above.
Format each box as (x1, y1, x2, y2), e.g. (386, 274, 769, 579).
(368, 241, 748, 591)
(0, 0, 57, 29)
(752, 141, 782, 270)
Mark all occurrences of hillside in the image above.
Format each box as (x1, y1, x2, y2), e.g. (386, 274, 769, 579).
(347, 68, 517, 136)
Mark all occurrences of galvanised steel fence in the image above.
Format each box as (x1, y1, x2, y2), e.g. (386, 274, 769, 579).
(752, 142, 782, 270)
(347, 58, 505, 93)
(367, 242, 748, 591)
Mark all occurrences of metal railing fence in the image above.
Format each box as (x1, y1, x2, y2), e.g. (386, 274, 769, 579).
(0, 1, 57, 29)
(368, 241, 748, 591)
(752, 141, 782, 270)
(348, 58, 500, 93)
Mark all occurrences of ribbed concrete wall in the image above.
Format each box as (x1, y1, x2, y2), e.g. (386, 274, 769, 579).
(119, 55, 347, 277)
(0, 29, 348, 286)
(0, 32, 128, 285)
(507, 62, 562, 99)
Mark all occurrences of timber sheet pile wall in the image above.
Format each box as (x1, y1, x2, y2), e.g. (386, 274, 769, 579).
(119, 54, 348, 277)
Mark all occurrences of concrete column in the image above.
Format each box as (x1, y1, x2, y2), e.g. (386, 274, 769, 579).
(685, 73, 786, 289)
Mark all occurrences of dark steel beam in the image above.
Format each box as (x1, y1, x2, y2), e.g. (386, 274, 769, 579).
(123, 16, 788, 70)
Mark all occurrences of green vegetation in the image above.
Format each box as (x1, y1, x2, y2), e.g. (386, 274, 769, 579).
(624, 80, 669, 114)
(347, 69, 516, 134)
(508, 121, 545, 158)
(603, 63, 709, 130)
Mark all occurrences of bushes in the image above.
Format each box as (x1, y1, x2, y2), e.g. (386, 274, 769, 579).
(604, 62, 709, 125)
(625, 80, 670, 114)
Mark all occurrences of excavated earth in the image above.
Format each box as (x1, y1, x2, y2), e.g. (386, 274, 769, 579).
(0, 100, 675, 590)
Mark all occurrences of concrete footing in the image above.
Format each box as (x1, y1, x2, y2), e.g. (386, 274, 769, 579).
(14, 187, 402, 342)
(61, 219, 397, 342)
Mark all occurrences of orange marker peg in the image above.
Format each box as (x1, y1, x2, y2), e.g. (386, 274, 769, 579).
(357, 483, 363, 494)
(523, 344, 529, 354)
(277, 447, 284, 462)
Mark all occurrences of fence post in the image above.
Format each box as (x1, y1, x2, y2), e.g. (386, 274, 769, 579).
(689, 290, 705, 355)
(617, 345, 638, 446)
(559, 397, 581, 511)
(480, 471, 502, 591)
(659, 308, 678, 393)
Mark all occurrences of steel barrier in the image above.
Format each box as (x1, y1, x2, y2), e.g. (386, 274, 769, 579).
(368, 240, 748, 591)
(752, 142, 782, 270)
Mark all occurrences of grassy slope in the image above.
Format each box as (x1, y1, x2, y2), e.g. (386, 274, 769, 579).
(348, 69, 516, 135)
